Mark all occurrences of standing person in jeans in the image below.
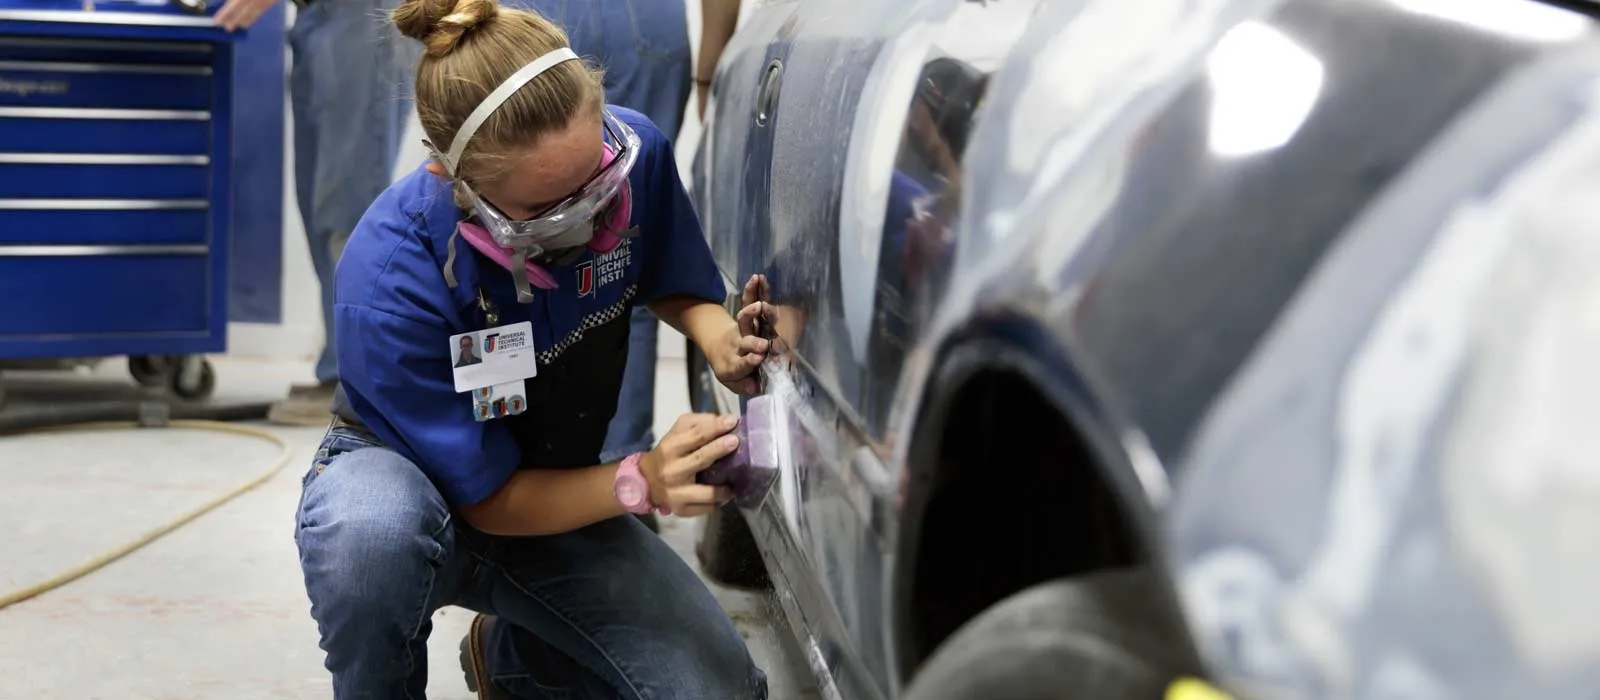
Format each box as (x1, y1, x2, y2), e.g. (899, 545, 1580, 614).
(528, 1, 695, 498)
(215, 0, 420, 426)
(696, 0, 742, 118)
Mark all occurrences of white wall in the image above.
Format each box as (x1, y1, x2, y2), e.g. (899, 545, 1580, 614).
(229, 0, 718, 367)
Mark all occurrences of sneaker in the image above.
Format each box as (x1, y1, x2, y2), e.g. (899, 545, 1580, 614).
(266, 381, 338, 427)
(460, 614, 511, 700)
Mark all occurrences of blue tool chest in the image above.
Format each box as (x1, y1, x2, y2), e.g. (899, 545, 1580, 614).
(0, 0, 241, 367)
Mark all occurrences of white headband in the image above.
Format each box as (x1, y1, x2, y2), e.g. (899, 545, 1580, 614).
(439, 47, 581, 175)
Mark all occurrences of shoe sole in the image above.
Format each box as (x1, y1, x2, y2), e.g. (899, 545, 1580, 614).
(459, 633, 481, 694)
(461, 614, 501, 699)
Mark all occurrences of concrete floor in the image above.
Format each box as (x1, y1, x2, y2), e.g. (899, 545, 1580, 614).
(0, 355, 819, 699)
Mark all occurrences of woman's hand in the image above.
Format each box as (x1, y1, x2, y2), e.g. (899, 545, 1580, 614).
(639, 413, 739, 517)
(714, 275, 775, 395)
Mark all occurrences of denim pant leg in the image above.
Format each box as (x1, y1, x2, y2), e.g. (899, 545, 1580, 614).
(462, 515, 768, 699)
(296, 430, 478, 699)
(289, 0, 419, 385)
(599, 307, 659, 462)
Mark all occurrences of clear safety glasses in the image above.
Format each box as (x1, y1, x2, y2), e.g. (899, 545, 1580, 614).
(460, 109, 641, 256)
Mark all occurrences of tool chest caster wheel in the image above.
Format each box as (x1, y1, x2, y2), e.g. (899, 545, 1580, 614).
(170, 356, 216, 401)
(128, 355, 173, 387)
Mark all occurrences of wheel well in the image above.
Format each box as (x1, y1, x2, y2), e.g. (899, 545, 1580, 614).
(898, 368, 1147, 677)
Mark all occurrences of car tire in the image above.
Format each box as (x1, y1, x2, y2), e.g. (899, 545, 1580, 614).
(901, 567, 1200, 700)
(687, 338, 772, 591)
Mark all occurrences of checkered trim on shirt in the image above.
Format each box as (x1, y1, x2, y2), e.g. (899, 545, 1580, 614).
(538, 285, 637, 366)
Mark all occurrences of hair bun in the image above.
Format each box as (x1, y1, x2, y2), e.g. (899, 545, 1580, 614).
(393, 0, 500, 57)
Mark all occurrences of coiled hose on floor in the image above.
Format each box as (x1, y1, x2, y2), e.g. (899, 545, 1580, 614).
(0, 402, 293, 611)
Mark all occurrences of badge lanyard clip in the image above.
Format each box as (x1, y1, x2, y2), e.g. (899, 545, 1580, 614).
(476, 286, 500, 327)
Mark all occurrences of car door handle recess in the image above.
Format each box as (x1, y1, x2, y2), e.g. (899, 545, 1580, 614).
(755, 59, 782, 128)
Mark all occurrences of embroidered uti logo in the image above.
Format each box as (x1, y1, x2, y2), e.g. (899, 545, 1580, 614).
(577, 239, 632, 297)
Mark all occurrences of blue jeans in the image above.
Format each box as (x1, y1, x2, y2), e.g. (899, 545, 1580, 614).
(289, 0, 418, 385)
(525, 0, 693, 461)
(296, 427, 769, 699)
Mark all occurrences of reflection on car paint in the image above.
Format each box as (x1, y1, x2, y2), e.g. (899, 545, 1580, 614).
(1168, 38, 1600, 700)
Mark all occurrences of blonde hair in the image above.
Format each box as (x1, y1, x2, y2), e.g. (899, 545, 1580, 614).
(392, 0, 605, 206)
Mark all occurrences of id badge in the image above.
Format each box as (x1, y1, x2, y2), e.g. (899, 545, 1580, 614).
(450, 321, 537, 422)
(449, 321, 538, 393)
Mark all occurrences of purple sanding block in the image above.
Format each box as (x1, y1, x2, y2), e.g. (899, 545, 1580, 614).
(697, 395, 781, 509)
(696, 423, 750, 485)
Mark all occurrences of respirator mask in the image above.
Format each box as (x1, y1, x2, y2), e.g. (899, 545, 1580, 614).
(431, 47, 642, 303)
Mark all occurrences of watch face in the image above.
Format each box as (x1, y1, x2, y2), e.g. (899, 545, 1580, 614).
(616, 480, 645, 506)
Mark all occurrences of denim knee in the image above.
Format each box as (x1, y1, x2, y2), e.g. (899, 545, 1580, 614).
(673, 617, 770, 700)
(296, 447, 455, 643)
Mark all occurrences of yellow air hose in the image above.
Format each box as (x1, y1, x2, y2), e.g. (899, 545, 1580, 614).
(0, 419, 294, 611)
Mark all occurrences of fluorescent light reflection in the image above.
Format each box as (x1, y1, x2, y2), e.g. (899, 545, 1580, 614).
(1206, 21, 1325, 158)
(1391, 0, 1589, 43)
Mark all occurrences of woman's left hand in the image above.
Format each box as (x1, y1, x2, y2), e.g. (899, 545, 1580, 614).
(713, 275, 774, 395)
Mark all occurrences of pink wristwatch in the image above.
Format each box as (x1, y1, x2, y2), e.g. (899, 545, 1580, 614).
(614, 452, 660, 515)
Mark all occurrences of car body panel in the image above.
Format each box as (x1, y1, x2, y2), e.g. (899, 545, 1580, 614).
(692, 0, 1600, 697)
(1166, 29, 1600, 700)
(696, 1, 1055, 697)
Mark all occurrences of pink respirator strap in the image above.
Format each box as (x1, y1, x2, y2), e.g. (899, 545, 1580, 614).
(588, 153, 631, 253)
(457, 220, 560, 289)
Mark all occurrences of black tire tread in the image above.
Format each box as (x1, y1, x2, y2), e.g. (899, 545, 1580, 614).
(902, 568, 1199, 700)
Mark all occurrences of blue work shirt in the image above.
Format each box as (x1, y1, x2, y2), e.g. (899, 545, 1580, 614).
(330, 107, 726, 507)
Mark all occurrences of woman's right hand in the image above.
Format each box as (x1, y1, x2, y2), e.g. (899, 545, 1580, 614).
(639, 413, 739, 518)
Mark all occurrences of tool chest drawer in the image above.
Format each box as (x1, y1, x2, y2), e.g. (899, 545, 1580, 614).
(0, 254, 210, 335)
(0, 205, 208, 245)
(0, 157, 209, 198)
(0, 59, 210, 110)
(0, 110, 210, 154)
(0, 35, 214, 65)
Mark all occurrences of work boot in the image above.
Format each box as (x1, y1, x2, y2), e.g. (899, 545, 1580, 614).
(266, 381, 337, 427)
(460, 614, 512, 700)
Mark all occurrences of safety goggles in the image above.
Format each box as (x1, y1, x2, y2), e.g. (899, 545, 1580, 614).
(459, 108, 640, 253)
